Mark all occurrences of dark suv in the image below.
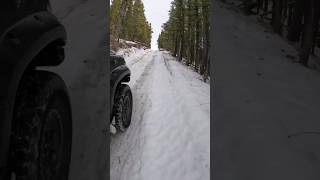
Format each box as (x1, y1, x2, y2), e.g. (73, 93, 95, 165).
(0, 1, 72, 179)
(110, 51, 133, 132)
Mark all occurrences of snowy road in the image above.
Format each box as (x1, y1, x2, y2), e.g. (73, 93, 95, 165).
(213, 1, 320, 180)
(111, 49, 210, 180)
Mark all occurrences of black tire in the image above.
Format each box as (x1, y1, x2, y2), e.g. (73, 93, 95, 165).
(113, 84, 133, 132)
(10, 70, 72, 180)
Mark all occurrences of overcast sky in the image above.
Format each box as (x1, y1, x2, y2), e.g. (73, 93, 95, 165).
(142, 0, 172, 49)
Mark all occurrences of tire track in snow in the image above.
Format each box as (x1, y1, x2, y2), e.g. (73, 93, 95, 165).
(126, 52, 154, 88)
(162, 51, 210, 113)
(163, 54, 173, 76)
(127, 50, 152, 67)
(151, 52, 210, 179)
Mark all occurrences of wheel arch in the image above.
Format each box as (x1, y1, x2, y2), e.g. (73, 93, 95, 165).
(0, 11, 67, 176)
(111, 69, 131, 118)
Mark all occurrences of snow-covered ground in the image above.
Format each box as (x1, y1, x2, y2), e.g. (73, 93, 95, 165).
(111, 48, 210, 180)
(213, 1, 320, 179)
(40, 0, 108, 179)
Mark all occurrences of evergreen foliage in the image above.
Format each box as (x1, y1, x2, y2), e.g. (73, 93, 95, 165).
(158, 0, 211, 81)
(110, 0, 153, 48)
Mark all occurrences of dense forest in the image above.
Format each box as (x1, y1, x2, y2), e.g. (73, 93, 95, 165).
(110, 0, 152, 48)
(158, 0, 211, 81)
(228, 0, 320, 67)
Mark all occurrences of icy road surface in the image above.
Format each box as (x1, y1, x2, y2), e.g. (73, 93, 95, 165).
(111, 49, 210, 180)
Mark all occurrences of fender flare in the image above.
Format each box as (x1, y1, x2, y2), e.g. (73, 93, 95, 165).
(0, 11, 67, 173)
(111, 65, 131, 116)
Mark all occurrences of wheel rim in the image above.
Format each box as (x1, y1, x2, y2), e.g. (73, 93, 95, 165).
(39, 109, 63, 180)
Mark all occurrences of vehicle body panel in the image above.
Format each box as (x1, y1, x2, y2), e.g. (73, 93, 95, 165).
(0, 0, 50, 36)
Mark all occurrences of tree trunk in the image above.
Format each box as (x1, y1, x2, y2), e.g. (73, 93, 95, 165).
(195, 2, 200, 72)
(178, 0, 185, 62)
(287, 0, 304, 42)
(272, 0, 283, 34)
(203, 0, 210, 81)
(311, 1, 320, 54)
(281, 0, 287, 26)
(174, 33, 178, 57)
(299, 0, 316, 66)
(115, 0, 129, 42)
(264, 0, 269, 12)
(287, 1, 293, 27)
(257, 0, 263, 14)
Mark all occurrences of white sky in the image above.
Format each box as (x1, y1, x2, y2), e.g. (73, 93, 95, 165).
(142, 0, 172, 50)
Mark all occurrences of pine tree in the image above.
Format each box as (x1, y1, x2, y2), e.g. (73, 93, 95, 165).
(110, 0, 152, 48)
(158, 0, 210, 80)
(110, 0, 122, 38)
(123, 0, 134, 40)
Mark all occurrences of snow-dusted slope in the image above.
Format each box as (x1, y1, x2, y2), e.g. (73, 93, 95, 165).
(213, 1, 320, 180)
(110, 49, 210, 180)
(41, 0, 108, 179)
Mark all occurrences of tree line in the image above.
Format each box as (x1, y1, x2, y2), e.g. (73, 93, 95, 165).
(110, 0, 152, 48)
(158, 0, 211, 81)
(233, 0, 320, 67)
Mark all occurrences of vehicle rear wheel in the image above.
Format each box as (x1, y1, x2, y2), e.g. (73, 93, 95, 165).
(10, 70, 72, 180)
(113, 84, 132, 132)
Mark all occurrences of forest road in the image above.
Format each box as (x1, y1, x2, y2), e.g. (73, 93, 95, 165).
(110, 50, 210, 180)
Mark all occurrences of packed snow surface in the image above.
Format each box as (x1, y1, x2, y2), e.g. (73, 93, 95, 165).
(213, 1, 320, 180)
(111, 48, 210, 180)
